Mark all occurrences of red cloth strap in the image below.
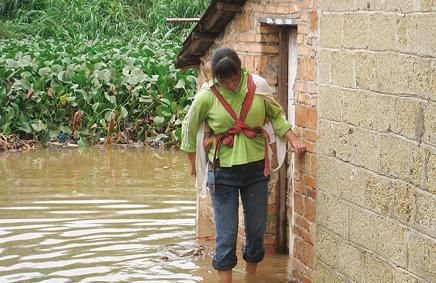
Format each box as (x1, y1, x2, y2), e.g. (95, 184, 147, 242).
(209, 74, 270, 191)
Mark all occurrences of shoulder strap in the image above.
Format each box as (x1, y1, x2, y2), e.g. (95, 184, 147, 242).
(210, 85, 238, 120)
(240, 74, 256, 121)
(209, 74, 257, 122)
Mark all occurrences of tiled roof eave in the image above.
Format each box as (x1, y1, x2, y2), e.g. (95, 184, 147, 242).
(175, 0, 247, 69)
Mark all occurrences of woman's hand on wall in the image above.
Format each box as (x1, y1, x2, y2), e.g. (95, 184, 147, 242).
(284, 129, 306, 155)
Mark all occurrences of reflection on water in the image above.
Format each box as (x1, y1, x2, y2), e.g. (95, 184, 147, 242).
(0, 148, 291, 282)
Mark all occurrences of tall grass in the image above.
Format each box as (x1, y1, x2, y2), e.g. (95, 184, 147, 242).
(0, 0, 211, 40)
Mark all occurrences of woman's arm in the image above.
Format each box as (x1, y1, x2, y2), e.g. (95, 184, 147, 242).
(284, 129, 306, 155)
(180, 90, 211, 176)
(187, 152, 196, 176)
(264, 99, 306, 155)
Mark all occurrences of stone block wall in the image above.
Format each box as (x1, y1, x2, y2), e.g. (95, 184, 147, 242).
(317, 1, 435, 282)
(197, 1, 319, 282)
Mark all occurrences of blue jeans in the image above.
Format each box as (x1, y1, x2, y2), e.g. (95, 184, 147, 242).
(208, 159, 269, 271)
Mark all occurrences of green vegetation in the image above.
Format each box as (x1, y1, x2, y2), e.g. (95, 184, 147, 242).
(0, 0, 210, 147)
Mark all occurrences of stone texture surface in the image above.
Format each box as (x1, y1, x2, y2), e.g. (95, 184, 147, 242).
(408, 233, 436, 282)
(318, 3, 436, 283)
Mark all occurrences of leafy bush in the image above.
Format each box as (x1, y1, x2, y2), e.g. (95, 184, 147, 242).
(0, 0, 210, 146)
(0, 35, 197, 146)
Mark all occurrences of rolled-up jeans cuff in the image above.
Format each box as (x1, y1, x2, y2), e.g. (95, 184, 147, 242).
(243, 251, 265, 263)
(212, 258, 237, 271)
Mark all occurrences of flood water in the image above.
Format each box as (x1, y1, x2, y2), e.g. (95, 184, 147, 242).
(0, 148, 291, 282)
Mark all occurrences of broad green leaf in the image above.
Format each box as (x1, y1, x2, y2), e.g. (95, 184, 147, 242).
(77, 138, 88, 147)
(153, 116, 165, 126)
(174, 78, 185, 89)
(38, 132, 50, 144)
(6, 107, 15, 121)
(92, 102, 100, 113)
(139, 96, 152, 103)
(60, 125, 72, 135)
(1, 124, 11, 135)
(170, 101, 177, 113)
(18, 122, 32, 133)
(31, 120, 46, 132)
(33, 79, 44, 91)
(105, 93, 116, 104)
(120, 106, 128, 118)
(92, 77, 101, 88)
(38, 67, 51, 77)
(104, 110, 113, 122)
(160, 98, 171, 105)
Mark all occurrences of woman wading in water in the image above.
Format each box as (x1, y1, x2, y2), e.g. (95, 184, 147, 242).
(181, 48, 305, 282)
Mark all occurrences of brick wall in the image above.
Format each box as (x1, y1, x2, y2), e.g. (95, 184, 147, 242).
(317, 1, 435, 283)
(197, 1, 319, 282)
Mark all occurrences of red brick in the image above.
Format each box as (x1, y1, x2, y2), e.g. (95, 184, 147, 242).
(301, 11, 310, 22)
(297, 46, 312, 56)
(297, 34, 305, 44)
(294, 239, 314, 269)
(294, 225, 307, 239)
(308, 186, 317, 199)
(297, 56, 315, 81)
(263, 44, 279, 54)
(303, 227, 315, 245)
(303, 175, 317, 189)
(245, 55, 254, 71)
(290, 2, 302, 13)
(296, 93, 312, 105)
(295, 104, 317, 129)
(293, 269, 304, 283)
(310, 11, 318, 32)
(311, 155, 317, 176)
(294, 181, 307, 194)
(239, 11, 252, 32)
(259, 25, 279, 34)
(302, 0, 315, 9)
(260, 33, 280, 43)
(265, 5, 276, 13)
(303, 129, 318, 142)
(295, 153, 306, 173)
(296, 214, 310, 230)
(254, 55, 267, 74)
(294, 193, 304, 215)
(276, 5, 290, 14)
(304, 141, 317, 153)
(294, 170, 302, 181)
(297, 23, 309, 34)
(304, 197, 316, 222)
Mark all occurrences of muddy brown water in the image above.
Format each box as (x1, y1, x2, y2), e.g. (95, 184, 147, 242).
(0, 148, 292, 282)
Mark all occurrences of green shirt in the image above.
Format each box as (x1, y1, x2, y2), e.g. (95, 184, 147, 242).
(181, 69, 291, 167)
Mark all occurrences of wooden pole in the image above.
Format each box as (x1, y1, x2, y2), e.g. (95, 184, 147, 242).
(166, 18, 201, 23)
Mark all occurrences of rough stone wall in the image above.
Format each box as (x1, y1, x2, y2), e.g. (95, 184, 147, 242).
(317, 1, 435, 283)
(197, 1, 319, 282)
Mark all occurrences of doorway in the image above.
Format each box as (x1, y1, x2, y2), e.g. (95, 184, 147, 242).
(276, 27, 298, 254)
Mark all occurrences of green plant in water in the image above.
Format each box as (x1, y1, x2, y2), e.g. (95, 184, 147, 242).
(0, 0, 210, 147)
(0, 36, 198, 146)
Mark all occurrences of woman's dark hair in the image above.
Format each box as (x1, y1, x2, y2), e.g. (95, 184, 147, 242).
(211, 48, 241, 82)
